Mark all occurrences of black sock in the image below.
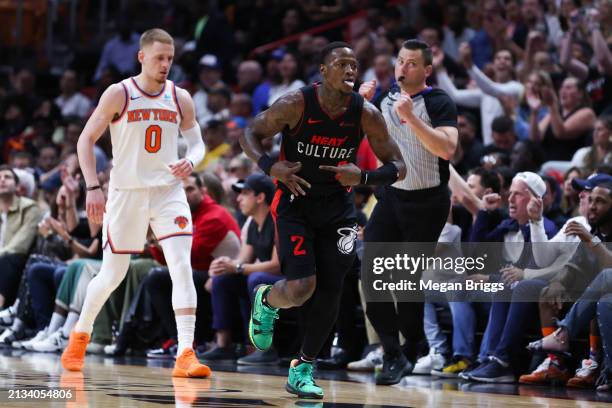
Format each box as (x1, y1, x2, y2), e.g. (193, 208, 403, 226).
(261, 287, 277, 310)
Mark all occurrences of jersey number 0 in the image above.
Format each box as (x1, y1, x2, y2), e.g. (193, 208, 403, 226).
(144, 125, 162, 153)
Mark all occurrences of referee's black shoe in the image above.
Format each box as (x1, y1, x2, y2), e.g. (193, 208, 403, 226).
(375, 352, 413, 385)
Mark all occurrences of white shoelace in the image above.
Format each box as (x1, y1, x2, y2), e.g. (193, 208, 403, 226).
(576, 359, 598, 377)
(533, 357, 552, 373)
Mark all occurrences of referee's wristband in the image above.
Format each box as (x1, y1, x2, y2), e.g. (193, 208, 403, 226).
(257, 154, 275, 176)
(86, 185, 101, 191)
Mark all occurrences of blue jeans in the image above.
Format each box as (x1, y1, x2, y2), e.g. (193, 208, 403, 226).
(423, 302, 450, 355)
(27, 262, 67, 330)
(597, 293, 612, 371)
(560, 268, 612, 338)
(486, 279, 547, 363)
(211, 272, 283, 332)
(448, 300, 491, 362)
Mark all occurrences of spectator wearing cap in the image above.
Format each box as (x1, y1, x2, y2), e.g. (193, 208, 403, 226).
(0, 165, 42, 308)
(201, 174, 282, 364)
(472, 171, 557, 244)
(195, 120, 231, 173)
(519, 178, 612, 386)
(525, 174, 611, 280)
(453, 172, 557, 382)
(193, 54, 226, 128)
(252, 50, 284, 115)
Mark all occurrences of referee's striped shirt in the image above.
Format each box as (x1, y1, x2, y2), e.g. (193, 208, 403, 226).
(380, 86, 458, 191)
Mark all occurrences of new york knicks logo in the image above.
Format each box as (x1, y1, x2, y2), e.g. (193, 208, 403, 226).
(337, 225, 358, 255)
(174, 216, 189, 230)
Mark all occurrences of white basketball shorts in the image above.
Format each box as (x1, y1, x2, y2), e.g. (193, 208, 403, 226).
(102, 182, 192, 253)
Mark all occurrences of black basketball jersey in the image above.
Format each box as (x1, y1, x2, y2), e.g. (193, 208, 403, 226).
(280, 84, 364, 196)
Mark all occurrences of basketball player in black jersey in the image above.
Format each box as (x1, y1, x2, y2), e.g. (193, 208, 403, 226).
(240, 42, 406, 399)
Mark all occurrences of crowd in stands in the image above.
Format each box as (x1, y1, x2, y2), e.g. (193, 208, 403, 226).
(1, 0, 612, 391)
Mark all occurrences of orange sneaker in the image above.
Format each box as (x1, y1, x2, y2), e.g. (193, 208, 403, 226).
(172, 348, 212, 378)
(518, 357, 571, 385)
(61, 332, 90, 372)
(567, 359, 599, 388)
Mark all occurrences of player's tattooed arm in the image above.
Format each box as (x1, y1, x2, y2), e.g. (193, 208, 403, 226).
(240, 91, 311, 196)
(361, 101, 407, 182)
(240, 90, 303, 161)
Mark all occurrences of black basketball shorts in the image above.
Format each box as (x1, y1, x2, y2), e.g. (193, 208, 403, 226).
(271, 189, 358, 281)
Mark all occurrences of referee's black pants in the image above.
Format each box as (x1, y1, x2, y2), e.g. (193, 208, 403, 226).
(364, 185, 450, 360)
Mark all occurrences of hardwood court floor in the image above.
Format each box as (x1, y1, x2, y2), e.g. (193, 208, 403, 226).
(1, 350, 612, 407)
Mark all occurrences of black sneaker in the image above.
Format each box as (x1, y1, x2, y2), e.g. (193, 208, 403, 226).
(199, 346, 237, 363)
(146, 339, 177, 359)
(237, 348, 280, 366)
(375, 352, 413, 385)
(459, 360, 483, 380)
(317, 348, 352, 370)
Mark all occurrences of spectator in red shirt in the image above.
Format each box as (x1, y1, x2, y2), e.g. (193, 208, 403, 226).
(144, 173, 241, 351)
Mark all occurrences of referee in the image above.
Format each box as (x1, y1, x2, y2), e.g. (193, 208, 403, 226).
(359, 39, 458, 385)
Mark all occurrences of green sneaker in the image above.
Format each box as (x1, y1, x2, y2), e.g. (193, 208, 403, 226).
(248, 285, 279, 351)
(286, 359, 324, 399)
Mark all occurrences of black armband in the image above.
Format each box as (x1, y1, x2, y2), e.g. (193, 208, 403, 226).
(360, 162, 399, 186)
(257, 154, 275, 176)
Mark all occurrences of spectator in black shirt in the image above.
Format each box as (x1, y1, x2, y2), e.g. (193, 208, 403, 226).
(202, 174, 281, 364)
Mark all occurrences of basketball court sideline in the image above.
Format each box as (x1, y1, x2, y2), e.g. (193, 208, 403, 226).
(1, 350, 611, 407)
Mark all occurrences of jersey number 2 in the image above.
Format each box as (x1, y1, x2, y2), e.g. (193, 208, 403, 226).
(290, 235, 306, 256)
(145, 125, 162, 153)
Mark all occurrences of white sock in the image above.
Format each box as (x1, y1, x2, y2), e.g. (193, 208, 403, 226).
(62, 312, 80, 337)
(176, 314, 195, 355)
(73, 250, 130, 335)
(47, 313, 66, 333)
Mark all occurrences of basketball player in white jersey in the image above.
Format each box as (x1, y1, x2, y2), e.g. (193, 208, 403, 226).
(61, 28, 210, 378)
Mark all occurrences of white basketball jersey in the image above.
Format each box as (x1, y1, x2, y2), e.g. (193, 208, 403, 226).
(108, 78, 182, 189)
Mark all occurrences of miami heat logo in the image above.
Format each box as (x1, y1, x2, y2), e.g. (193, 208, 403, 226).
(337, 225, 358, 255)
(174, 216, 189, 230)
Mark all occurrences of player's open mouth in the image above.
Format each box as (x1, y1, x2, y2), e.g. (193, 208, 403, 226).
(344, 80, 354, 87)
